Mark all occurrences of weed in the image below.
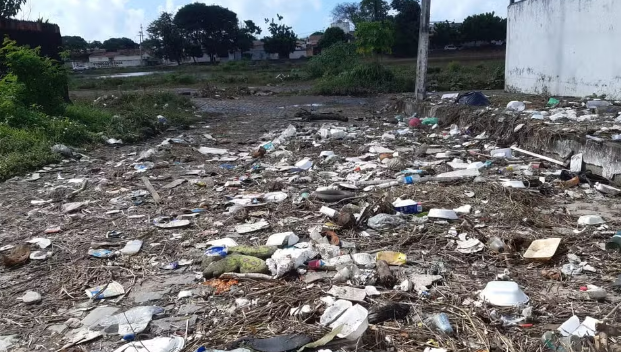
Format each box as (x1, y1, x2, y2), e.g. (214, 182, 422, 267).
(447, 61, 462, 73)
(314, 62, 414, 95)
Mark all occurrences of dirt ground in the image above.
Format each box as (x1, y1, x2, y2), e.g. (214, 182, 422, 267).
(1, 92, 620, 352)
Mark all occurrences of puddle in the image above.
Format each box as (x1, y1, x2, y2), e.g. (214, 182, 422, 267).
(97, 72, 159, 79)
(278, 103, 324, 109)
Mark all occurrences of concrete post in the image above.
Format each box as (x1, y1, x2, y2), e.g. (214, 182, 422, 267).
(415, 0, 431, 101)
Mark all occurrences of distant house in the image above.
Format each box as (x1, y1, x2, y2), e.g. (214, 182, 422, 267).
(89, 49, 150, 68)
(331, 20, 351, 34)
(306, 34, 323, 56)
(249, 40, 278, 61)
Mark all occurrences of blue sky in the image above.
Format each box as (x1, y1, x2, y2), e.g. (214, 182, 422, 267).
(18, 0, 508, 42)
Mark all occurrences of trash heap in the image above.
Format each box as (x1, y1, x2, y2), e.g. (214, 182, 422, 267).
(2, 94, 621, 352)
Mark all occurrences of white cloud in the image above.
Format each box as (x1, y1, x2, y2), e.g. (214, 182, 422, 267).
(431, 0, 508, 22)
(17, 0, 145, 41)
(167, 0, 325, 34)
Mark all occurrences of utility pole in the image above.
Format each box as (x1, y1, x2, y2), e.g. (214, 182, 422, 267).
(415, 0, 431, 101)
(138, 24, 144, 66)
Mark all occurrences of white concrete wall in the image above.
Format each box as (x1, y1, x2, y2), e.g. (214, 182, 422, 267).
(506, 0, 621, 98)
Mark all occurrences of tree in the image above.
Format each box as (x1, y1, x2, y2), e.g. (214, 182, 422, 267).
(102, 37, 138, 52)
(391, 0, 420, 57)
(89, 41, 103, 50)
(184, 43, 203, 63)
(263, 15, 297, 59)
(331, 3, 361, 23)
(174, 3, 240, 62)
(147, 12, 185, 64)
(311, 31, 324, 36)
(355, 21, 394, 55)
(62, 36, 88, 54)
(0, 0, 26, 18)
(237, 20, 262, 53)
(360, 0, 391, 22)
(318, 27, 348, 51)
(431, 21, 460, 48)
(460, 12, 506, 43)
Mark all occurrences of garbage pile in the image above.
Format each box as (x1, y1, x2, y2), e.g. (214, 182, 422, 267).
(2, 94, 621, 352)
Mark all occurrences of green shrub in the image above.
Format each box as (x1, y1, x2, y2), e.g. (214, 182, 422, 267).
(0, 38, 68, 115)
(314, 62, 414, 95)
(306, 42, 358, 78)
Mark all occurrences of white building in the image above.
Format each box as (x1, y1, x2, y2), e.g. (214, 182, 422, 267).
(506, 0, 621, 98)
(331, 20, 351, 34)
(89, 50, 150, 68)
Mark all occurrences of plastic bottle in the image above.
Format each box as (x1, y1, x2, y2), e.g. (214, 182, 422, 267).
(426, 313, 454, 334)
(397, 175, 421, 184)
(488, 237, 506, 253)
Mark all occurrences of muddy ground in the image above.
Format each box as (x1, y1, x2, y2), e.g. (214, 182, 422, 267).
(1, 92, 621, 352)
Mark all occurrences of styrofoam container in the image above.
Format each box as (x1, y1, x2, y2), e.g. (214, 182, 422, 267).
(320, 299, 352, 326)
(524, 238, 561, 261)
(428, 209, 459, 220)
(491, 148, 512, 158)
(206, 238, 238, 248)
(479, 281, 529, 307)
(330, 304, 369, 340)
(266, 232, 299, 247)
(295, 158, 313, 170)
(578, 215, 605, 226)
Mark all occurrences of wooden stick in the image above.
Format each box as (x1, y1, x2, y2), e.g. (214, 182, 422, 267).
(510, 146, 566, 166)
(141, 177, 161, 203)
(219, 273, 274, 280)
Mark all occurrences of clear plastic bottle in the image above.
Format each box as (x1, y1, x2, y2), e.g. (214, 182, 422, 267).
(427, 313, 454, 334)
(488, 237, 506, 253)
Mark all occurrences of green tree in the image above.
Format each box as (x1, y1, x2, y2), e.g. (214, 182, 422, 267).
(431, 21, 461, 48)
(460, 12, 506, 43)
(174, 3, 240, 62)
(331, 3, 361, 23)
(0, 0, 26, 18)
(102, 37, 138, 52)
(237, 20, 262, 53)
(62, 36, 89, 54)
(184, 43, 203, 63)
(263, 15, 298, 59)
(318, 27, 348, 51)
(89, 41, 103, 50)
(355, 21, 394, 55)
(147, 12, 185, 64)
(359, 0, 391, 22)
(311, 31, 324, 36)
(391, 0, 420, 57)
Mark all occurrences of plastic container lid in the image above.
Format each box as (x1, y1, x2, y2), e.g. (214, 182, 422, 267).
(479, 281, 529, 307)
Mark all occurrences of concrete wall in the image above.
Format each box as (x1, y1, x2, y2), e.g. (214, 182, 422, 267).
(506, 0, 621, 98)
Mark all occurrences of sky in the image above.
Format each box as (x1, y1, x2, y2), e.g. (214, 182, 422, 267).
(17, 0, 508, 42)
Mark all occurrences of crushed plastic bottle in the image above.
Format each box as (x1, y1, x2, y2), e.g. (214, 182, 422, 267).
(426, 313, 454, 334)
